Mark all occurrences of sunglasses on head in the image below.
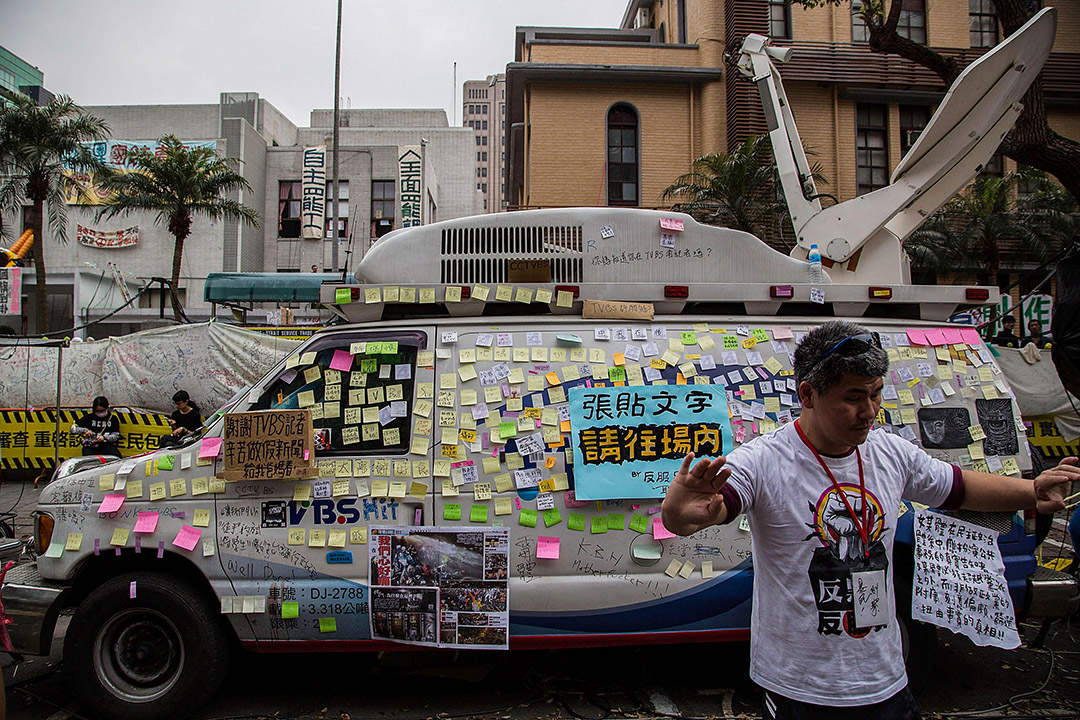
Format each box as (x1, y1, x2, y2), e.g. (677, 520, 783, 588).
(804, 332, 882, 375)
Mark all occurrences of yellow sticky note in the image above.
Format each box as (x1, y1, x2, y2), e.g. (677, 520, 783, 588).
(349, 527, 368, 544)
(149, 482, 166, 501)
(495, 285, 513, 302)
(288, 528, 306, 545)
(110, 528, 129, 546)
(193, 509, 211, 527)
(309, 529, 327, 547)
(557, 290, 574, 307)
(169, 478, 187, 497)
(445, 286, 462, 302)
(515, 287, 533, 304)
(494, 497, 513, 516)
(536, 288, 553, 304)
(98, 474, 115, 491)
(473, 285, 490, 302)
(420, 288, 436, 303)
(292, 483, 312, 502)
(365, 287, 382, 304)
(65, 533, 83, 551)
(328, 530, 347, 548)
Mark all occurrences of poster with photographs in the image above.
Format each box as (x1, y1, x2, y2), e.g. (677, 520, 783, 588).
(369, 526, 510, 649)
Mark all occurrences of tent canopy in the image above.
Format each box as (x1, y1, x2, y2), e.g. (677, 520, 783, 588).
(204, 273, 356, 304)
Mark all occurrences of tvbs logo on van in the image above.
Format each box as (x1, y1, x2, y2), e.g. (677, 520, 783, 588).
(261, 498, 399, 528)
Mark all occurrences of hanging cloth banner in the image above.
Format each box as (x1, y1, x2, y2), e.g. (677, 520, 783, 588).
(301, 146, 327, 239)
(76, 224, 139, 249)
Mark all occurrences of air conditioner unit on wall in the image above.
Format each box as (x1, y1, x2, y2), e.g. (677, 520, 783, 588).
(634, 7, 651, 29)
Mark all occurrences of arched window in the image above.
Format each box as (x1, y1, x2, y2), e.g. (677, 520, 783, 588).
(607, 104, 639, 207)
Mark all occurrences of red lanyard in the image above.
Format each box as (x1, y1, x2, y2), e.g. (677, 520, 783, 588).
(794, 420, 870, 557)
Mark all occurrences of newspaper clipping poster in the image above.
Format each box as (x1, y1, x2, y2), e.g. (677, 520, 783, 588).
(369, 527, 510, 649)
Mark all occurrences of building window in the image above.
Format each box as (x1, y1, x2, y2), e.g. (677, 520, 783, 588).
(482, 120, 488, 130)
(481, 167, 487, 177)
(856, 104, 888, 195)
(769, 0, 792, 39)
(482, 183, 487, 193)
(477, 152, 482, 161)
(897, 0, 926, 44)
(476, 168, 481, 178)
(970, 0, 998, 48)
(324, 180, 349, 239)
(852, 3, 869, 42)
(372, 180, 395, 238)
(607, 103, 639, 207)
(482, 136, 488, 146)
(475, 136, 481, 146)
(278, 181, 302, 238)
(677, 0, 688, 43)
(482, 152, 487, 161)
(899, 105, 931, 157)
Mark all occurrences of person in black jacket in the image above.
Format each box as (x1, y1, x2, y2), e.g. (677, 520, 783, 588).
(71, 396, 121, 457)
(161, 390, 203, 448)
(993, 315, 1020, 347)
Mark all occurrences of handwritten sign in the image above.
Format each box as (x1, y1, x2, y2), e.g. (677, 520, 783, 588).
(219, 409, 318, 482)
(912, 509, 1019, 649)
(569, 385, 731, 499)
(659, 217, 685, 231)
(581, 299, 654, 321)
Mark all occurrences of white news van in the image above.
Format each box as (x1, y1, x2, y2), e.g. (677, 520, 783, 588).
(3, 11, 1077, 720)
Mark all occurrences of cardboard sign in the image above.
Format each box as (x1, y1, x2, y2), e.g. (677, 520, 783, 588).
(581, 299, 654, 321)
(507, 258, 551, 283)
(219, 409, 318, 482)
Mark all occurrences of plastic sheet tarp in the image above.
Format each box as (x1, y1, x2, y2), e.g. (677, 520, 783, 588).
(994, 346, 1080, 441)
(0, 322, 301, 414)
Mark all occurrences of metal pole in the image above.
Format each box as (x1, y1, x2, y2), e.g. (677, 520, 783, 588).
(54, 344, 62, 472)
(331, 0, 343, 272)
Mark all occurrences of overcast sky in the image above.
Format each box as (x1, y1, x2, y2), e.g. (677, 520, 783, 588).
(0, 0, 629, 130)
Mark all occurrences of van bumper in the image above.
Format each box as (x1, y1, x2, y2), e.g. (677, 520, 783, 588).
(1025, 566, 1080, 618)
(1, 563, 69, 656)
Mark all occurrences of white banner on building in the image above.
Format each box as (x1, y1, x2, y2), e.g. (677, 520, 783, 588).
(301, 146, 327, 240)
(76, 224, 140, 249)
(0, 267, 21, 315)
(397, 145, 423, 228)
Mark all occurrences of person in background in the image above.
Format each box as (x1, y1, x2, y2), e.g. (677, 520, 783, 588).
(161, 390, 203, 448)
(311, 264, 319, 273)
(71, 396, 121, 457)
(993, 315, 1020, 348)
(1023, 319, 1052, 349)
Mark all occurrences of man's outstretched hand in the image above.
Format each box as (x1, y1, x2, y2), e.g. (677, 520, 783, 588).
(661, 452, 733, 536)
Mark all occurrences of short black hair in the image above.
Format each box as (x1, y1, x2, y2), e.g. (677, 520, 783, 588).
(794, 321, 889, 393)
(92, 396, 109, 410)
(1002, 316, 1015, 325)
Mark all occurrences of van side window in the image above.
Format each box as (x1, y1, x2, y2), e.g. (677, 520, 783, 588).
(251, 331, 426, 455)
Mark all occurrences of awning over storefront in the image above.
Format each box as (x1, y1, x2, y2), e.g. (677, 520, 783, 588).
(204, 273, 356, 304)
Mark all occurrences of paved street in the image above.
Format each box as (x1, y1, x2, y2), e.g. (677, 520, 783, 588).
(2, 477, 1078, 719)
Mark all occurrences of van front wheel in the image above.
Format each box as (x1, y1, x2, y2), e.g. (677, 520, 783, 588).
(65, 572, 230, 720)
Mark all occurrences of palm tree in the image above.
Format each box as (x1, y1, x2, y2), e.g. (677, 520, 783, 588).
(97, 135, 259, 322)
(660, 134, 827, 250)
(902, 170, 1075, 281)
(0, 95, 110, 331)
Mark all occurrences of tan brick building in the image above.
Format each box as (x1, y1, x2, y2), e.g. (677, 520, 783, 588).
(506, 0, 1079, 217)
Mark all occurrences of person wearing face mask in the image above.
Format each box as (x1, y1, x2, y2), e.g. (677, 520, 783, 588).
(71, 396, 122, 457)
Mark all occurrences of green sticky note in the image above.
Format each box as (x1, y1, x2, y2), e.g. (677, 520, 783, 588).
(282, 601, 299, 619)
(443, 503, 462, 521)
(752, 328, 769, 343)
(519, 509, 538, 528)
(156, 454, 175, 471)
(607, 513, 626, 531)
(499, 421, 517, 439)
(335, 288, 352, 304)
(681, 331, 696, 345)
(629, 513, 650, 533)
(722, 335, 739, 349)
(608, 367, 627, 382)
(359, 358, 377, 373)
(590, 516, 608, 534)
(543, 508, 562, 527)
(568, 513, 586, 531)
(319, 617, 337, 633)
(470, 504, 489, 523)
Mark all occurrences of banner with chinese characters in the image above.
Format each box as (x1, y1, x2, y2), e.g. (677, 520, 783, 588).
(0, 267, 21, 315)
(369, 526, 509, 649)
(397, 145, 422, 228)
(569, 385, 731, 500)
(76, 224, 139, 249)
(63, 140, 217, 205)
(301, 146, 327, 239)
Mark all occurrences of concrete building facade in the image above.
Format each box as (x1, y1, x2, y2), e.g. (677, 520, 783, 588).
(462, 74, 508, 211)
(7, 94, 482, 336)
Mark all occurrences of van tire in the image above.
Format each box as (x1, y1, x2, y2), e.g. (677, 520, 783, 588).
(65, 572, 230, 720)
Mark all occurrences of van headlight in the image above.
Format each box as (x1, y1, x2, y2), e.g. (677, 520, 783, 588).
(33, 511, 54, 556)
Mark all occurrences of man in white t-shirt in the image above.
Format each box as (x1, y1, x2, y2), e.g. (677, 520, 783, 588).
(661, 321, 1079, 719)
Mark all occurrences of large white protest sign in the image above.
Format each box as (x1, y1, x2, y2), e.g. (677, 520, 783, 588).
(912, 508, 1020, 649)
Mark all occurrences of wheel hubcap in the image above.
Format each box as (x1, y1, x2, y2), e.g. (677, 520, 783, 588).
(95, 609, 184, 702)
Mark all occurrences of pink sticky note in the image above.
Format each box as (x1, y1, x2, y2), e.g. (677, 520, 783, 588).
(960, 327, 982, 345)
(906, 329, 928, 346)
(199, 437, 222, 459)
(536, 536, 560, 559)
(942, 327, 963, 344)
(304, 449, 310, 460)
(659, 217, 685, 231)
(514, 497, 522, 510)
(329, 349, 353, 372)
(653, 518, 676, 540)
(171, 525, 202, 552)
(97, 493, 126, 513)
(563, 490, 591, 508)
(924, 328, 947, 346)
(134, 511, 160, 534)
